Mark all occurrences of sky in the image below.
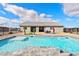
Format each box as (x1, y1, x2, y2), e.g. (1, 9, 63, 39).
(0, 3, 79, 28)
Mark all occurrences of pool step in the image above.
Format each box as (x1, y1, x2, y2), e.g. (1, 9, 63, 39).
(10, 36, 26, 41)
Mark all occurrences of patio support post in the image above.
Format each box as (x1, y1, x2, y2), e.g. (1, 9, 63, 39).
(23, 27, 26, 35)
(3, 27, 4, 35)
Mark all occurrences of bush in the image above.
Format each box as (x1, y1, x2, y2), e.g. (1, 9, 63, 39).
(8, 32, 13, 34)
(26, 32, 33, 35)
(45, 31, 51, 33)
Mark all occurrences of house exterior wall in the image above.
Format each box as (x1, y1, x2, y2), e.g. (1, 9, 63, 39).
(25, 27, 30, 33)
(22, 26, 63, 34)
(36, 27, 39, 32)
(20, 27, 24, 32)
(44, 27, 51, 32)
(54, 27, 63, 33)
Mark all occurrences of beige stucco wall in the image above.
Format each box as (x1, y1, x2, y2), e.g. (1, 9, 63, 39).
(25, 27, 30, 33)
(21, 26, 63, 34)
(44, 27, 51, 32)
(54, 27, 63, 33)
(25, 26, 39, 32)
(36, 27, 39, 32)
(20, 27, 24, 31)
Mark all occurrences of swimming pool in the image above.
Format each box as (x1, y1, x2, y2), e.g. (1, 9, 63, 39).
(0, 36, 79, 53)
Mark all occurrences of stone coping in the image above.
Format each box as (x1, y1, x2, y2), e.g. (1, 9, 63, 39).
(0, 47, 72, 56)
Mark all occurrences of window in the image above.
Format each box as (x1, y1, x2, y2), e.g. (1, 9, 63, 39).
(50, 27, 52, 29)
(31, 27, 36, 32)
(39, 27, 44, 32)
(24, 27, 27, 29)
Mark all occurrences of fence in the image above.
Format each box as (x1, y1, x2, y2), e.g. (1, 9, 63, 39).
(0, 27, 19, 35)
(64, 28, 79, 33)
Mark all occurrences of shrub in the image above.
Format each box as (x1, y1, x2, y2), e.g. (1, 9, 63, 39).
(8, 32, 13, 34)
(45, 31, 51, 33)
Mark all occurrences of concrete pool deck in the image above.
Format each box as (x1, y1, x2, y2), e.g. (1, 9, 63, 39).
(0, 32, 79, 40)
(0, 32, 24, 40)
(35, 32, 79, 39)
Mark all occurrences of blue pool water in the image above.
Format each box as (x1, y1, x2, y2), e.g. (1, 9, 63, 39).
(0, 36, 79, 53)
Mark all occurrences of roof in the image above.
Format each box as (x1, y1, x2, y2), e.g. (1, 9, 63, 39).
(20, 21, 63, 27)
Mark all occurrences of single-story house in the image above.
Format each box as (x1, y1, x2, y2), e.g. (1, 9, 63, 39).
(20, 21, 63, 34)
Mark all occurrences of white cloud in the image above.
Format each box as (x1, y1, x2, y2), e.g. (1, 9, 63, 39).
(10, 19, 19, 24)
(1, 3, 38, 19)
(1, 3, 57, 25)
(0, 16, 19, 28)
(39, 13, 52, 18)
(1, 3, 27, 17)
(39, 13, 46, 17)
(26, 9, 38, 17)
(63, 3, 79, 17)
(1, 3, 54, 22)
(1, 3, 39, 22)
(0, 16, 9, 24)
